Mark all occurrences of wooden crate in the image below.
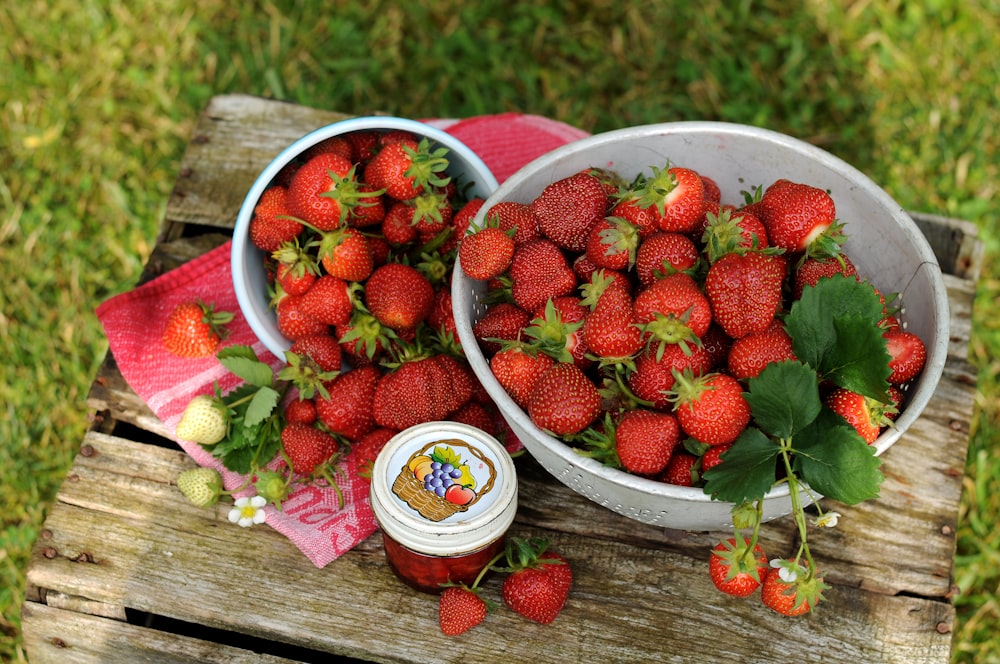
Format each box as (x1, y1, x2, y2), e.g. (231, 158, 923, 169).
(22, 95, 981, 663)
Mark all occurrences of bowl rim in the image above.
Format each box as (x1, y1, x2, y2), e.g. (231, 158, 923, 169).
(232, 116, 501, 359)
(453, 120, 950, 506)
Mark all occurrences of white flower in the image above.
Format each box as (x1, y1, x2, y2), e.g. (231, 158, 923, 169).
(814, 511, 842, 528)
(228, 495, 267, 527)
(770, 558, 802, 583)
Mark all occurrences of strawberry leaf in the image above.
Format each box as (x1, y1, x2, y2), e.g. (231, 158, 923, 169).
(244, 385, 280, 429)
(702, 427, 780, 504)
(219, 345, 275, 388)
(745, 360, 822, 439)
(792, 409, 883, 504)
(785, 275, 891, 399)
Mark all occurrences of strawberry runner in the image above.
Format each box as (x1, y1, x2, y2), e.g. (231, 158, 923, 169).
(96, 113, 590, 568)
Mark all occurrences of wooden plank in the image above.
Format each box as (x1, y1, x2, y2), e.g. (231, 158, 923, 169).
(910, 212, 983, 283)
(24, 431, 955, 663)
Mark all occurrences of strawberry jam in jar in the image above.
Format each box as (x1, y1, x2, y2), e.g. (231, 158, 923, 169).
(369, 421, 517, 594)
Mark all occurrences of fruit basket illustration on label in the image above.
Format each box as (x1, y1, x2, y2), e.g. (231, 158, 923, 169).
(392, 439, 498, 522)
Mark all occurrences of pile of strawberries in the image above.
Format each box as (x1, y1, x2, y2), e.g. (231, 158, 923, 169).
(244, 127, 519, 477)
(459, 163, 927, 485)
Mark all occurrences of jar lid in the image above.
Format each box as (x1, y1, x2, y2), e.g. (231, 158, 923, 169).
(370, 421, 517, 557)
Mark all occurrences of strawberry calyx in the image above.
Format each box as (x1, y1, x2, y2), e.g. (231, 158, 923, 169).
(631, 163, 680, 218)
(575, 411, 623, 469)
(642, 310, 703, 360)
(319, 163, 384, 225)
(403, 138, 453, 191)
(521, 299, 585, 365)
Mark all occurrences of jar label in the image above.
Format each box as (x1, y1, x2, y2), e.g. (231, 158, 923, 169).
(391, 438, 499, 523)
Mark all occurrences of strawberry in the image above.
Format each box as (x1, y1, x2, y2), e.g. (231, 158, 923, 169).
(701, 443, 731, 472)
(372, 354, 453, 431)
(793, 253, 858, 299)
(412, 192, 455, 241)
(176, 395, 228, 445)
(428, 289, 458, 340)
(472, 302, 530, 356)
(275, 293, 329, 341)
(249, 185, 302, 252)
(447, 399, 496, 433)
(531, 169, 608, 252)
(380, 200, 420, 247)
(581, 276, 644, 361)
(346, 130, 379, 164)
(633, 272, 712, 356)
(527, 362, 602, 436)
(287, 152, 371, 231)
(634, 165, 705, 233)
(634, 231, 700, 287)
(759, 178, 840, 254)
(608, 194, 659, 238)
(364, 137, 451, 201)
(584, 216, 639, 271)
(301, 135, 354, 163)
(628, 343, 712, 411)
(364, 262, 435, 331)
(280, 422, 340, 475)
(441, 197, 486, 254)
(704, 251, 786, 339)
(727, 320, 797, 381)
(162, 300, 233, 358)
(485, 200, 542, 245)
(299, 274, 355, 327)
(524, 296, 591, 368)
(352, 427, 397, 480)
(700, 207, 770, 263)
(709, 537, 768, 598)
(659, 450, 698, 486)
(670, 371, 751, 446)
(760, 562, 827, 616)
(439, 586, 488, 636)
(176, 467, 223, 508)
(614, 408, 682, 476)
(700, 324, 734, 371)
(884, 328, 927, 385)
(498, 538, 572, 625)
(288, 334, 343, 374)
(459, 223, 516, 281)
(508, 238, 577, 313)
(273, 243, 318, 296)
(336, 310, 393, 364)
(284, 397, 317, 425)
(317, 227, 373, 282)
(701, 175, 722, 203)
(315, 364, 380, 441)
(490, 345, 556, 410)
(824, 387, 893, 444)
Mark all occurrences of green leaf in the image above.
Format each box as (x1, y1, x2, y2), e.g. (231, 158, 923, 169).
(785, 274, 891, 400)
(244, 386, 280, 429)
(220, 355, 275, 388)
(745, 360, 822, 439)
(702, 427, 781, 504)
(792, 409, 883, 505)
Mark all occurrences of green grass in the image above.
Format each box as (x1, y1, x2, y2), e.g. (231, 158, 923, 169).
(2, 1, 997, 661)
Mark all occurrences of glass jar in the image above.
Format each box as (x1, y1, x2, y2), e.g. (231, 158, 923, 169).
(369, 421, 518, 594)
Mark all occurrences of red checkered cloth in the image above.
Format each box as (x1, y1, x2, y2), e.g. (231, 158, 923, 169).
(96, 113, 590, 567)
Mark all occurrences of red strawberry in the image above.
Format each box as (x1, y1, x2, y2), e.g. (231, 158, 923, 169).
(824, 387, 892, 444)
(508, 238, 577, 313)
(288, 334, 343, 373)
(500, 539, 572, 625)
(608, 195, 659, 238)
(336, 310, 392, 365)
(701, 443, 731, 472)
(884, 328, 927, 385)
(273, 245, 318, 297)
(793, 253, 858, 299)
(709, 537, 768, 598)
(759, 179, 839, 254)
(525, 296, 591, 368)
(614, 408, 681, 476)
(346, 130, 379, 164)
(249, 186, 302, 252)
(284, 398, 317, 425)
(300, 274, 355, 327)
(472, 302, 530, 356)
(701, 176, 722, 203)
(162, 300, 233, 358)
(281, 422, 340, 475)
(287, 152, 370, 231)
(670, 371, 751, 446)
(428, 289, 458, 339)
(345, 183, 386, 228)
(372, 355, 452, 431)
(634, 232, 700, 287)
(490, 345, 556, 409)
(628, 343, 712, 411)
(701, 207, 770, 263)
(459, 224, 516, 281)
(364, 137, 451, 201)
(585, 216, 639, 271)
(581, 277, 644, 361)
(447, 399, 496, 433)
(318, 227, 373, 282)
(704, 251, 786, 339)
(439, 586, 488, 636)
(633, 272, 713, 356)
(527, 362, 602, 436)
(442, 197, 486, 254)
(635, 165, 705, 233)
(659, 450, 698, 486)
(531, 170, 608, 252)
(315, 364, 380, 441)
(409, 191, 454, 241)
(700, 324, 734, 371)
(727, 320, 797, 381)
(760, 563, 826, 616)
(380, 200, 420, 247)
(364, 263, 435, 331)
(275, 293, 329, 341)
(352, 427, 397, 480)
(485, 200, 542, 245)
(301, 135, 354, 162)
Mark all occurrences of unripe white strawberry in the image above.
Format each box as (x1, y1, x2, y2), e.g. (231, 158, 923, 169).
(176, 395, 227, 445)
(176, 467, 223, 507)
